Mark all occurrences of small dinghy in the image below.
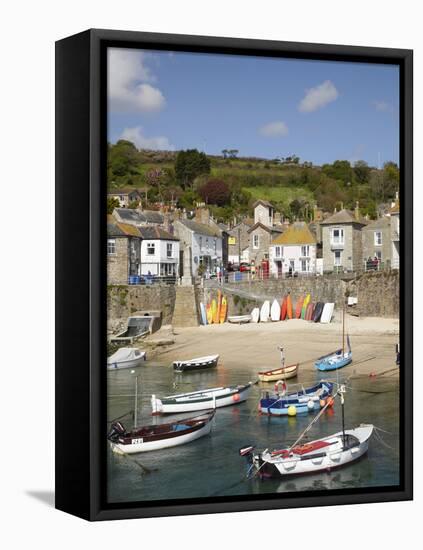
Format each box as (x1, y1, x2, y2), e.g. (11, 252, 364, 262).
(241, 386, 373, 478)
(251, 307, 260, 323)
(108, 410, 215, 454)
(320, 302, 334, 323)
(151, 383, 252, 414)
(270, 299, 281, 321)
(173, 354, 219, 373)
(228, 315, 251, 324)
(107, 347, 146, 370)
(260, 300, 270, 322)
(258, 364, 298, 382)
(258, 345, 298, 382)
(259, 381, 333, 415)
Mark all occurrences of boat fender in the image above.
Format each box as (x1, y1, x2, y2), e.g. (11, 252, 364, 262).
(232, 393, 240, 402)
(320, 399, 326, 408)
(307, 400, 315, 411)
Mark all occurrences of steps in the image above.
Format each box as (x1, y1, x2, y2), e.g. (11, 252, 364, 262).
(172, 286, 199, 327)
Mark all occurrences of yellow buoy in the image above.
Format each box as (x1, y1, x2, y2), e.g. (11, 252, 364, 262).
(287, 405, 297, 416)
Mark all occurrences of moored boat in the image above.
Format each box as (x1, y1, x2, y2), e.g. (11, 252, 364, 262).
(173, 354, 219, 373)
(107, 347, 146, 370)
(315, 307, 352, 371)
(151, 382, 253, 414)
(228, 314, 251, 324)
(259, 381, 333, 415)
(108, 410, 215, 454)
(258, 363, 298, 382)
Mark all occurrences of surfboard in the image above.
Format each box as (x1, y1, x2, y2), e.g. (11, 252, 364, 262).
(320, 303, 335, 323)
(306, 302, 313, 321)
(286, 294, 293, 319)
(206, 303, 213, 324)
(295, 296, 304, 319)
(280, 296, 288, 320)
(270, 299, 281, 321)
(312, 302, 323, 322)
(200, 302, 207, 325)
(211, 299, 217, 324)
(215, 290, 222, 324)
(219, 296, 227, 323)
(301, 293, 311, 319)
(251, 307, 260, 323)
(260, 300, 270, 322)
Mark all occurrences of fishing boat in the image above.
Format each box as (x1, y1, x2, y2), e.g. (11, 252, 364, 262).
(258, 364, 298, 382)
(107, 347, 146, 370)
(315, 306, 352, 371)
(259, 381, 333, 415)
(258, 345, 298, 382)
(228, 314, 251, 324)
(108, 410, 216, 454)
(240, 387, 373, 478)
(173, 354, 219, 373)
(151, 382, 253, 414)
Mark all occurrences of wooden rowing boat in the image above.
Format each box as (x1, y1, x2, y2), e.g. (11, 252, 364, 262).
(258, 363, 298, 382)
(173, 354, 219, 373)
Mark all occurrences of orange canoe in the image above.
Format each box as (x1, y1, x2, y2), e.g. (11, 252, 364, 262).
(280, 296, 288, 320)
(286, 294, 293, 319)
(219, 296, 227, 323)
(295, 296, 304, 319)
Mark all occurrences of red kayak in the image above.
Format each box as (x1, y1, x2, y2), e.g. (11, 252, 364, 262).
(295, 296, 304, 319)
(280, 296, 288, 320)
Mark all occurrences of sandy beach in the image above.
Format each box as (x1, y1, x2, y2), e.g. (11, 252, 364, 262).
(148, 314, 399, 379)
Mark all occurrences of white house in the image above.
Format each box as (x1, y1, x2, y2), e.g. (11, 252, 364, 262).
(269, 222, 317, 276)
(174, 219, 223, 279)
(138, 226, 180, 279)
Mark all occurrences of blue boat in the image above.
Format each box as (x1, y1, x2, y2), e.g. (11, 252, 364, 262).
(259, 381, 333, 415)
(315, 306, 352, 371)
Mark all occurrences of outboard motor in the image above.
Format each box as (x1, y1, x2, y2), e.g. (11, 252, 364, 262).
(107, 421, 126, 442)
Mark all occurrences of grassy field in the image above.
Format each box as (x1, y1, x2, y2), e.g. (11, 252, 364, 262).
(242, 185, 314, 206)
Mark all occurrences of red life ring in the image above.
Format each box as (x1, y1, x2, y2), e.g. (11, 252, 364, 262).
(274, 380, 287, 393)
(232, 393, 240, 402)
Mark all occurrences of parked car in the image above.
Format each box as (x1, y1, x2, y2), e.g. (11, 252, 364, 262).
(227, 262, 239, 272)
(239, 263, 251, 272)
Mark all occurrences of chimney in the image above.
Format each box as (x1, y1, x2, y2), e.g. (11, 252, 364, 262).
(274, 212, 281, 225)
(354, 201, 360, 221)
(195, 207, 210, 225)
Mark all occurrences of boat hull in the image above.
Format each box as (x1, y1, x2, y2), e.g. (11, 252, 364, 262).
(152, 384, 252, 414)
(228, 315, 251, 324)
(315, 352, 352, 371)
(173, 355, 219, 373)
(259, 382, 333, 414)
(258, 364, 298, 382)
(107, 353, 146, 370)
(255, 425, 373, 478)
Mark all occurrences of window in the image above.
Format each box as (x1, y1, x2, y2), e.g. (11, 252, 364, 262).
(331, 228, 344, 245)
(107, 239, 116, 255)
(275, 246, 281, 258)
(301, 245, 310, 257)
(374, 250, 382, 261)
(301, 258, 310, 272)
(334, 250, 342, 266)
(214, 239, 217, 253)
(199, 236, 203, 251)
(147, 242, 155, 255)
(374, 231, 382, 245)
(253, 234, 259, 249)
(167, 243, 173, 258)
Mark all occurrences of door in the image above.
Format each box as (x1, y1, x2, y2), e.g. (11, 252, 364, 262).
(179, 250, 184, 277)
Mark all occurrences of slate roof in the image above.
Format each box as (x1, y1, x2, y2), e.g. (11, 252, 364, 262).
(362, 217, 391, 231)
(107, 216, 141, 238)
(253, 199, 274, 209)
(114, 208, 164, 225)
(271, 222, 316, 246)
(319, 209, 367, 226)
(178, 219, 221, 237)
(138, 226, 179, 241)
(247, 222, 282, 234)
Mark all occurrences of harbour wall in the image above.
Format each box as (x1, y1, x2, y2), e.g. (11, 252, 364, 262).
(107, 270, 399, 332)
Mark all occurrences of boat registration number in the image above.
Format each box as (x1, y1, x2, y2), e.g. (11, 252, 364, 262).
(132, 438, 143, 445)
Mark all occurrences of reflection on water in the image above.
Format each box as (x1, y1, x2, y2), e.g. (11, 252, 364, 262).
(107, 360, 400, 503)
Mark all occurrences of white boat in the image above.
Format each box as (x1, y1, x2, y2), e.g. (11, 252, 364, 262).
(228, 315, 251, 324)
(251, 307, 260, 323)
(173, 354, 219, 373)
(107, 347, 146, 370)
(270, 299, 281, 321)
(248, 424, 374, 478)
(260, 300, 270, 322)
(108, 410, 215, 454)
(151, 382, 253, 414)
(320, 303, 335, 323)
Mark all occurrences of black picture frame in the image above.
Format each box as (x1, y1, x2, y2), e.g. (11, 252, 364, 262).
(55, 28, 413, 521)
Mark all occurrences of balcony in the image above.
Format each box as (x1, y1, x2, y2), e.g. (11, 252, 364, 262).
(330, 241, 344, 250)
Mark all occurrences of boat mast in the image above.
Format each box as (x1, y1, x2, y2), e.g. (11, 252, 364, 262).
(134, 375, 139, 428)
(340, 384, 346, 446)
(342, 302, 345, 355)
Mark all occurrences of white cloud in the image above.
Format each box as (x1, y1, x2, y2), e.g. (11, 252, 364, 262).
(298, 80, 338, 113)
(108, 49, 166, 113)
(259, 121, 289, 137)
(373, 100, 392, 113)
(120, 126, 174, 151)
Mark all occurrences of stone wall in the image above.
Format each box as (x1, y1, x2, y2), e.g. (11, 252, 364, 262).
(348, 270, 399, 317)
(107, 284, 176, 332)
(107, 238, 129, 285)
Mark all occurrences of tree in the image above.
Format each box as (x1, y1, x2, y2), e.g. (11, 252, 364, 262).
(222, 149, 228, 159)
(175, 149, 211, 189)
(107, 196, 120, 214)
(199, 179, 231, 206)
(322, 160, 353, 185)
(107, 140, 141, 181)
(353, 160, 371, 184)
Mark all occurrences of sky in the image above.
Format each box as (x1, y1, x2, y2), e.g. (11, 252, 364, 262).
(108, 47, 399, 166)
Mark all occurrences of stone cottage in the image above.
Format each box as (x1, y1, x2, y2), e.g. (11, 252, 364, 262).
(362, 217, 392, 269)
(269, 222, 317, 276)
(248, 200, 283, 266)
(227, 220, 253, 265)
(320, 206, 367, 273)
(138, 226, 180, 280)
(107, 215, 141, 284)
(107, 188, 142, 208)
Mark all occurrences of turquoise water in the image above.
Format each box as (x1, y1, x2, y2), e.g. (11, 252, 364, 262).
(107, 361, 399, 503)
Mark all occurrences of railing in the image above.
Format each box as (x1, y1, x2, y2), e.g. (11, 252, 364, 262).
(128, 275, 177, 285)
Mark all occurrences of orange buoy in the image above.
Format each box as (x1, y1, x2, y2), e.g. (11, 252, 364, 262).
(327, 397, 334, 408)
(233, 393, 240, 402)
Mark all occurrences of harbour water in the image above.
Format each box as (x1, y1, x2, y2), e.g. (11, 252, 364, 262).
(107, 360, 399, 503)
